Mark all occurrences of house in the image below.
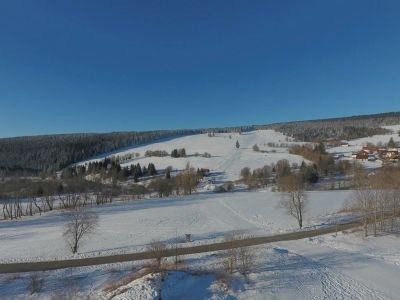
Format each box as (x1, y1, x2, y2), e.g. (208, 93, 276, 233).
(378, 148, 388, 159)
(386, 149, 399, 161)
(362, 146, 380, 153)
(355, 150, 369, 160)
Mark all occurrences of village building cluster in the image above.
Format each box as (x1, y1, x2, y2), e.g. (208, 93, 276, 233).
(351, 146, 399, 162)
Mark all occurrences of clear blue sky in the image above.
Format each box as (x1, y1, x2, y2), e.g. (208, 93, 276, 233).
(1, 1, 400, 138)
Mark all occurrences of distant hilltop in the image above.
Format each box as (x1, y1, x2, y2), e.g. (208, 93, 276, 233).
(1, 111, 399, 177)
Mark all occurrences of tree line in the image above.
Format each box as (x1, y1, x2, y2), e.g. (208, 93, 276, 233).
(348, 164, 400, 236)
(264, 111, 400, 142)
(148, 163, 202, 197)
(63, 159, 157, 182)
(0, 176, 148, 220)
(0, 130, 198, 177)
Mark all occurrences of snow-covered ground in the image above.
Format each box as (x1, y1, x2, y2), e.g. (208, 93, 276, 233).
(0, 189, 351, 263)
(2, 127, 400, 299)
(2, 230, 400, 299)
(77, 130, 307, 181)
(76, 127, 399, 180)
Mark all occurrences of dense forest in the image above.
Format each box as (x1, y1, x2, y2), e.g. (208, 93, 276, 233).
(1, 112, 399, 176)
(0, 130, 199, 176)
(0, 127, 249, 176)
(262, 112, 400, 142)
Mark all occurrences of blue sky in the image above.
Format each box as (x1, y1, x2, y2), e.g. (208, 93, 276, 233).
(1, 1, 400, 137)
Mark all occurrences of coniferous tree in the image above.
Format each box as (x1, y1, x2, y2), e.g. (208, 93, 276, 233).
(388, 137, 396, 148)
(179, 148, 186, 157)
(314, 142, 326, 154)
(165, 167, 171, 179)
(171, 149, 178, 158)
(148, 163, 157, 176)
(135, 163, 142, 177)
(236, 140, 240, 149)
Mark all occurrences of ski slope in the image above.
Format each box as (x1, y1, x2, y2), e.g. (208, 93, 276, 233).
(77, 130, 307, 181)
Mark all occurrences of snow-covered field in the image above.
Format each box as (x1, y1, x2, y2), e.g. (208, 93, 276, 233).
(76, 127, 400, 180)
(2, 127, 400, 299)
(0, 189, 351, 263)
(77, 130, 307, 181)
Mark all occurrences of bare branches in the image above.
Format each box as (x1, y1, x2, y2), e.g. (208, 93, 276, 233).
(2, 198, 23, 220)
(63, 206, 98, 254)
(349, 165, 400, 237)
(237, 246, 255, 277)
(278, 174, 308, 229)
(222, 234, 255, 278)
(147, 240, 167, 271)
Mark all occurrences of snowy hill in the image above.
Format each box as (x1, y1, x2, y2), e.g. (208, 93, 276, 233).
(77, 130, 308, 181)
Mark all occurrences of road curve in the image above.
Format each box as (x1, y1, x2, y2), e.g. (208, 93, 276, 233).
(0, 219, 364, 274)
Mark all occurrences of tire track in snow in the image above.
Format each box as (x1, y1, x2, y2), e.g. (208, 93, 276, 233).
(276, 247, 392, 300)
(217, 196, 267, 229)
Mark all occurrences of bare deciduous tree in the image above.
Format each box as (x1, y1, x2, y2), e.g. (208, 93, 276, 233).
(351, 164, 376, 236)
(278, 174, 307, 229)
(63, 207, 98, 254)
(222, 234, 255, 278)
(147, 240, 167, 271)
(351, 185, 373, 237)
(222, 234, 238, 274)
(175, 163, 198, 195)
(237, 246, 255, 277)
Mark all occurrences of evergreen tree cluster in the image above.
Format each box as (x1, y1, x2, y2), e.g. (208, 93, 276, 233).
(171, 148, 186, 158)
(62, 159, 157, 182)
(299, 161, 319, 184)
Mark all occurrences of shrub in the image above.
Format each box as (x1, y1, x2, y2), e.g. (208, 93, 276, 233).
(145, 150, 169, 157)
(202, 152, 211, 158)
(147, 240, 167, 271)
(27, 274, 44, 295)
(171, 148, 186, 158)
